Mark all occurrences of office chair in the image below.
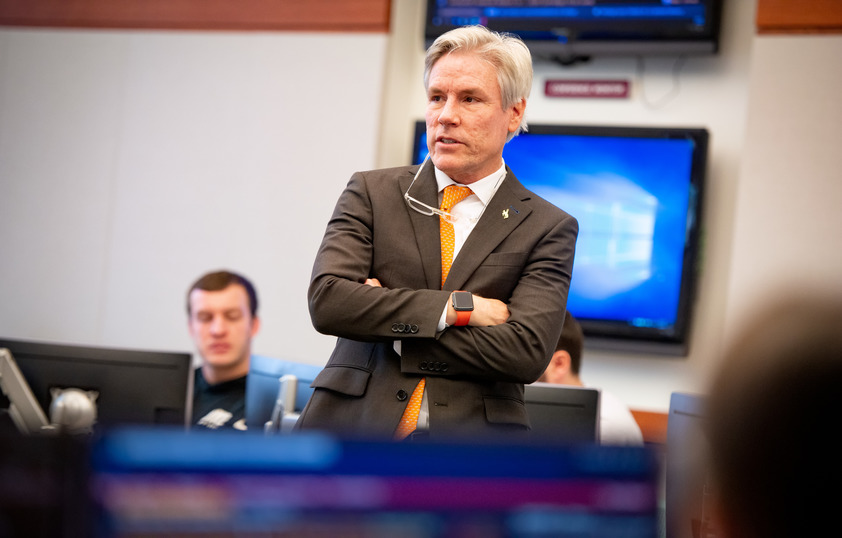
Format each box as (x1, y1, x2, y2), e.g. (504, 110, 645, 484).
(245, 355, 322, 433)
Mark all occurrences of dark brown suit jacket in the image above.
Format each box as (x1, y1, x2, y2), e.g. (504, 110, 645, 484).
(297, 163, 578, 440)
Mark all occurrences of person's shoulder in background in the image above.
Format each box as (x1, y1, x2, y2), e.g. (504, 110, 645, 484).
(597, 388, 644, 446)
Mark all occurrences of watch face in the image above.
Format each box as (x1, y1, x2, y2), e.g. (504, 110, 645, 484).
(452, 291, 473, 311)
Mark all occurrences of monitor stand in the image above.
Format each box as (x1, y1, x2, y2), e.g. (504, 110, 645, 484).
(263, 374, 299, 434)
(1, 348, 97, 435)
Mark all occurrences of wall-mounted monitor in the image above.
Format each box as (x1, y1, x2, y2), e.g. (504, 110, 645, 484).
(412, 122, 708, 356)
(0, 338, 192, 433)
(424, 0, 723, 63)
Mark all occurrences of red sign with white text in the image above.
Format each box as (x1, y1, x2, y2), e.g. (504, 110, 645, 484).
(545, 80, 630, 99)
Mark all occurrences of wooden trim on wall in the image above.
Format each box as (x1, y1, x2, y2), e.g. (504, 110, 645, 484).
(0, 0, 391, 33)
(757, 0, 842, 35)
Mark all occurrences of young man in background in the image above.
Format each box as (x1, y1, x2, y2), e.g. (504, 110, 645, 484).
(187, 270, 260, 430)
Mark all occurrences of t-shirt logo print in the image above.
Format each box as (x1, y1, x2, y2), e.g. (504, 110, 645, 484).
(197, 408, 233, 429)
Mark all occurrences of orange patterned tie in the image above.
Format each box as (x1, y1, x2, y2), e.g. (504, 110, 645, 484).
(393, 378, 426, 440)
(394, 184, 473, 440)
(439, 185, 474, 286)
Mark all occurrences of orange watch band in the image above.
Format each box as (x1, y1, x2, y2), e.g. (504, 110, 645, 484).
(451, 291, 473, 326)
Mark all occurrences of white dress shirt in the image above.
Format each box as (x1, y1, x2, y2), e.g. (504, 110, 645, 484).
(415, 161, 508, 431)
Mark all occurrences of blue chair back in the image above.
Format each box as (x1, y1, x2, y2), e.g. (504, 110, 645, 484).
(246, 355, 322, 430)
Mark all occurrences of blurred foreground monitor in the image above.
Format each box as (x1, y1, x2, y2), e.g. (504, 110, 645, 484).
(89, 429, 660, 537)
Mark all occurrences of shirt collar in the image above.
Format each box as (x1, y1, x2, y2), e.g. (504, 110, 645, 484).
(433, 161, 507, 207)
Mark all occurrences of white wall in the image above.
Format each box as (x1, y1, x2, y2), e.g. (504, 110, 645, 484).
(0, 28, 387, 366)
(723, 34, 842, 341)
(2, 0, 841, 413)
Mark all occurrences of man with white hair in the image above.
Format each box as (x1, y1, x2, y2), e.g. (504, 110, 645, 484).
(297, 26, 578, 441)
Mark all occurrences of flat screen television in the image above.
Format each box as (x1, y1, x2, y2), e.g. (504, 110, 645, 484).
(424, 0, 723, 63)
(0, 338, 192, 433)
(412, 121, 708, 356)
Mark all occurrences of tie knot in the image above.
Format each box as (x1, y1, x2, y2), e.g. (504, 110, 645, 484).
(441, 185, 473, 211)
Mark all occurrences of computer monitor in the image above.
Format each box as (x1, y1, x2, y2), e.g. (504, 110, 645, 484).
(89, 429, 660, 536)
(0, 348, 50, 434)
(412, 122, 708, 356)
(424, 0, 723, 62)
(0, 338, 192, 433)
(665, 391, 713, 538)
(524, 382, 600, 443)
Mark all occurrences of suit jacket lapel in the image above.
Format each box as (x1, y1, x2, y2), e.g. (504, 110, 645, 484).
(401, 164, 445, 290)
(444, 168, 533, 291)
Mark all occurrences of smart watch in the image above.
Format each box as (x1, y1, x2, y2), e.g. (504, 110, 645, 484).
(451, 291, 473, 326)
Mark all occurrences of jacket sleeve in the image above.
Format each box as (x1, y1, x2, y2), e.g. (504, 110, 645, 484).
(402, 208, 579, 384)
(308, 169, 451, 342)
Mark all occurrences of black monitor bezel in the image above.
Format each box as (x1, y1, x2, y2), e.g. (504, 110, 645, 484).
(0, 337, 192, 431)
(423, 0, 724, 62)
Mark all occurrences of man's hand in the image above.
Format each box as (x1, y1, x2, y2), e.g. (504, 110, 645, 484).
(447, 292, 509, 327)
(364, 278, 382, 287)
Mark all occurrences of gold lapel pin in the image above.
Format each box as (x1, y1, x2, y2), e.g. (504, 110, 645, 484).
(502, 209, 509, 219)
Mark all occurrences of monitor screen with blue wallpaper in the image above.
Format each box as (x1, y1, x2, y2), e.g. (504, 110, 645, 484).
(412, 122, 708, 355)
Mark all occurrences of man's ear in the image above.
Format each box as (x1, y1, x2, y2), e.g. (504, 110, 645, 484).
(554, 350, 572, 377)
(250, 316, 261, 338)
(507, 98, 527, 134)
(544, 349, 572, 384)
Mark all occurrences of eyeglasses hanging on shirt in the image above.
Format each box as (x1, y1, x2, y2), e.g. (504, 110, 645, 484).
(403, 155, 459, 223)
(404, 154, 505, 225)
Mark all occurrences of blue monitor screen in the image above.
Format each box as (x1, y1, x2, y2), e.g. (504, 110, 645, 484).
(412, 123, 708, 355)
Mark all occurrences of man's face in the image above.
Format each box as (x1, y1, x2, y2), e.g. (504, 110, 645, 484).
(188, 284, 259, 377)
(425, 52, 525, 184)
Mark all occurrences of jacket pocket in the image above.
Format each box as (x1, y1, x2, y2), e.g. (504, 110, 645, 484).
(484, 251, 529, 267)
(311, 366, 371, 397)
(483, 396, 530, 427)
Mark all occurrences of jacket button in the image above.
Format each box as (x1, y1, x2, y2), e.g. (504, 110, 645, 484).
(441, 363, 449, 372)
(396, 390, 408, 401)
(410, 324, 419, 333)
(391, 323, 399, 332)
(419, 361, 428, 371)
